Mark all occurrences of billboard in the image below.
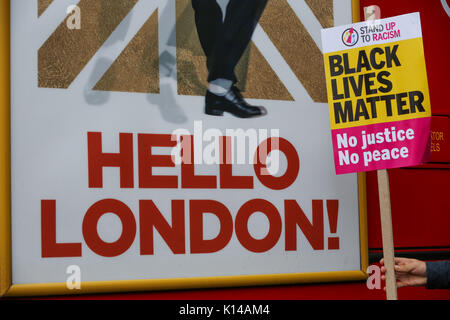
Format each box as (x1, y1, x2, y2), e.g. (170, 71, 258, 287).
(1, 0, 367, 297)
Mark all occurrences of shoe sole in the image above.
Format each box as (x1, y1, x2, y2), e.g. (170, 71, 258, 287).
(205, 103, 267, 119)
(205, 106, 224, 116)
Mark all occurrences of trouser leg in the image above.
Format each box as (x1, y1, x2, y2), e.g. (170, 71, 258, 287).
(207, 0, 268, 83)
(191, 0, 223, 72)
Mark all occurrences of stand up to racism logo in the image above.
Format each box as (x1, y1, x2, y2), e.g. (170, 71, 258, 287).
(342, 27, 359, 46)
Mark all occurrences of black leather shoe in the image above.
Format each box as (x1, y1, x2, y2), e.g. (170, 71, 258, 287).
(205, 86, 267, 118)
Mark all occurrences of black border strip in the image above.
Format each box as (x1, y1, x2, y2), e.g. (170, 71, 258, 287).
(369, 250, 450, 264)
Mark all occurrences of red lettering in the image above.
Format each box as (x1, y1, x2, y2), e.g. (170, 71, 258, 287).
(139, 200, 185, 255)
(220, 136, 253, 189)
(41, 200, 82, 258)
(88, 132, 134, 188)
(235, 199, 282, 253)
(285, 200, 324, 250)
(189, 200, 233, 254)
(254, 138, 300, 190)
(181, 135, 217, 188)
(82, 199, 136, 257)
(138, 134, 178, 188)
(326, 200, 340, 250)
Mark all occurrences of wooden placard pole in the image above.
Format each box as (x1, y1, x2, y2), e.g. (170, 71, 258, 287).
(363, 5, 398, 300)
(377, 169, 398, 300)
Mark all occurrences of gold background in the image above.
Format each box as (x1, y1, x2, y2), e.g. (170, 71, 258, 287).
(38, 0, 333, 102)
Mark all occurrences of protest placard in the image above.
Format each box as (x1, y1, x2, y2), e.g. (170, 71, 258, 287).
(322, 12, 431, 174)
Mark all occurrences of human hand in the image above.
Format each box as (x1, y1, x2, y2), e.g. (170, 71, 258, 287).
(380, 257, 427, 288)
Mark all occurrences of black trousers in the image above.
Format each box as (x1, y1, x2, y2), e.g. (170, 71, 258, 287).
(191, 0, 268, 84)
